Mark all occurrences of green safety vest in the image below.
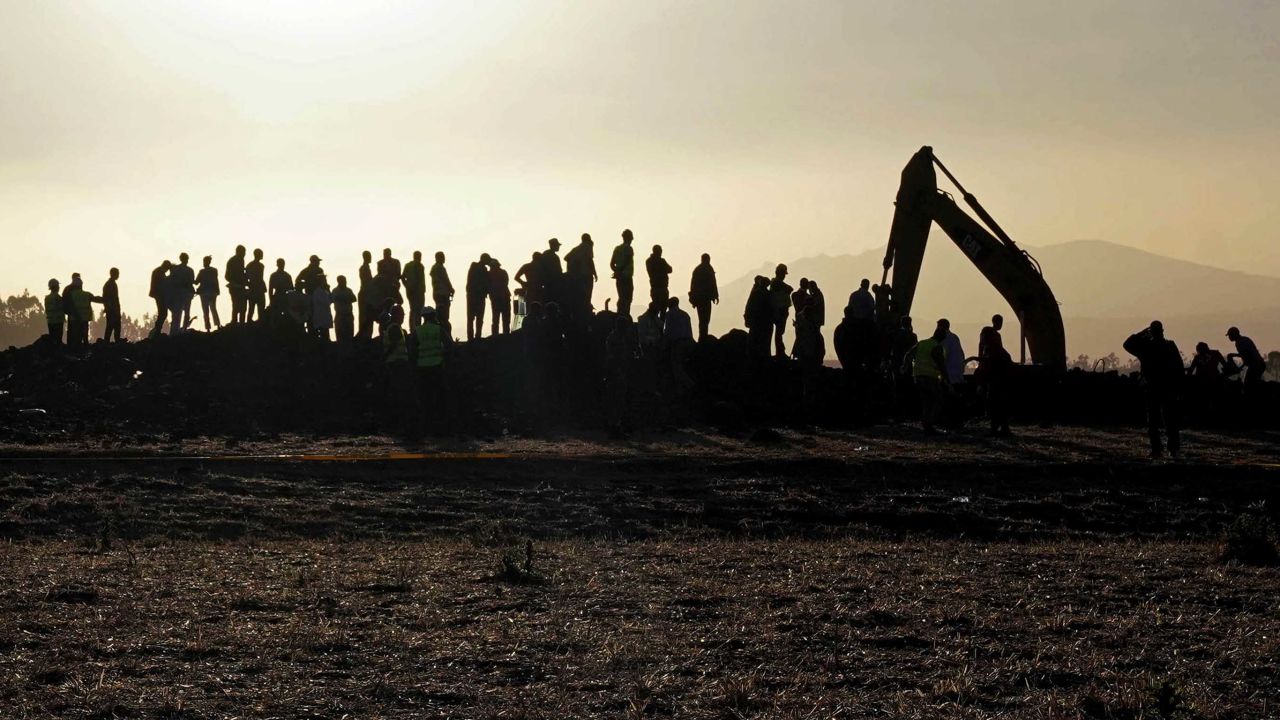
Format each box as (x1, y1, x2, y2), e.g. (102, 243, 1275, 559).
(414, 322, 445, 368)
(44, 293, 64, 323)
(383, 328, 408, 364)
(912, 338, 945, 379)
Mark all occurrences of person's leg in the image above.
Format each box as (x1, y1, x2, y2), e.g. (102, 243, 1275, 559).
(211, 298, 221, 329)
(153, 299, 167, 336)
(773, 320, 786, 358)
(200, 296, 212, 331)
(1145, 390, 1164, 456)
(490, 298, 500, 336)
(475, 294, 486, 338)
(1164, 392, 1180, 456)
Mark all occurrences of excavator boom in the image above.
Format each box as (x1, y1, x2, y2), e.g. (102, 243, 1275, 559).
(882, 146, 1066, 371)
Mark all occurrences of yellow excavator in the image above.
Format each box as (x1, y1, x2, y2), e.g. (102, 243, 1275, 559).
(881, 146, 1067, 372)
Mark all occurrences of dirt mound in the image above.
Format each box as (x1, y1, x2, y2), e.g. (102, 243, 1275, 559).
(0, 322, 1274, 441)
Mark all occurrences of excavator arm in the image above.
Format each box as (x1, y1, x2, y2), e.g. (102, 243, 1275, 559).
(881, 146, 1066, 371)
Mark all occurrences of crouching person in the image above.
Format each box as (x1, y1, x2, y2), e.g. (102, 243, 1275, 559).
(413, 306, 448, 435)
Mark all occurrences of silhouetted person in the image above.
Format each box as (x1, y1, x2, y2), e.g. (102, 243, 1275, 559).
(604, 315, 638, 437)
(402, 251, 427, 328)
(689, 253, 718, 341)
(611, 229, 636, 317)
(311, 277, 333, 340)
(101, 268, 122, 342)
(847, 279, 876, 323)
(538, 239, 564, 305)
(412, 306, 447, 434)
(149, 260, 172, 337)
(937, 318, 965, 385)
(430, 251, 454, 333)
(1124, 321, 1184, 460)
(1187, 341, 1227, 379)
(515, 252, 542, 304)
(744, 275, 773, 359)
(768, 264, 793, 358)
(889, 316, 918, 419)
(871, 282, 892, 321)
(792, 307, 826, 408)
(906, 322, 951, 434)
(269, 258, 293, 309)
(332, 275, 356, 343)
(1226, 326, 1265, 389)
(226, 246, 248, 325)
(44, 279, 65, 345)
(66, 275, 96, 350)
(170, 253, 196, 334)
(296, 255, 323, 295)
(246, 250, 266, 323)
(791, 279, 812, 320)
(377, 248, 403, 304)
(564, 233, 597, 317)
(466, 253, 491, 341)
(357, 250, 375, 339)
(808, 280, 826, 329)
(196, 257, 221, 332)
(381, 305, 412, 432)
(488, 259, 511, 335)
(664, 297, 695, 391)
(646, 245, 672, 308)
(978, 314, 1013, 436)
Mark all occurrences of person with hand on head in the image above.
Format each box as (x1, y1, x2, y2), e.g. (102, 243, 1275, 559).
(1124, 320, 1185, 460)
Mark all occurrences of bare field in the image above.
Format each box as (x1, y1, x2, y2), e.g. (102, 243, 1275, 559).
(2, 539, 1278, 719)
(1, 428, 1279, 718)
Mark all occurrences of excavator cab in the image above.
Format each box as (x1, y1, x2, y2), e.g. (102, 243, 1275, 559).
(881, 146, 1067, 372)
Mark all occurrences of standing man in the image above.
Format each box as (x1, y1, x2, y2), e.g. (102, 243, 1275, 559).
(1225, 326, 1266, 389)
(245, 250, 266, 322)
(1124, 321, 1184, 460)
(978, 314, 1013, 436)
(225, 246, 248, 325)
(44, 279, 65, 345)
(768, 264, 793, 358)
(269, 258, 293, 309)
(430, 251, 454, 334)
(296, 255, 323, 295)
(465, 253, 492, 341)
(488, 259, 511, 335)
(149, 260, 172, 337)
(67, 276, 96, 349)
(688, 253, 718, 341)
(539, 238, 564, 305)
(377, 248, 403, 306)
(101, 268, 122, 343)
(611, 229, 636, 317)
(515, 252, 542, 305)
(402, 251, 427, 328)
(169, 254, 197, 334)
(332, 275, 357, 343)
(564, 233, 597, 318)
(645, 245, 672, 309)
(196, 257, 222, 332)
(356, 251, 375, 339)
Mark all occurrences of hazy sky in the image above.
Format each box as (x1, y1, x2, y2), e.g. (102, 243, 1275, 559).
(1, 0, 1277, 318)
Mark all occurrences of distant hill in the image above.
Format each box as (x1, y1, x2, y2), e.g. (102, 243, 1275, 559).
(714, 240, 1280, 358)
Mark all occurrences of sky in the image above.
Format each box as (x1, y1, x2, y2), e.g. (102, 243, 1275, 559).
(1, 0, 1278, 321)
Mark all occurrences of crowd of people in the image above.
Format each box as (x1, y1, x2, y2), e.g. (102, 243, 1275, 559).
(36, 228, 1272, 448)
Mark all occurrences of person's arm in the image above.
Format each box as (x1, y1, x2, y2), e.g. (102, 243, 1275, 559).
(711, 272, 718, 304)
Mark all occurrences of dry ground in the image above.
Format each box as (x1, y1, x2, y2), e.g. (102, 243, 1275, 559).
(1, 427, 1279, 718)
(2, 539, 1278, 719)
